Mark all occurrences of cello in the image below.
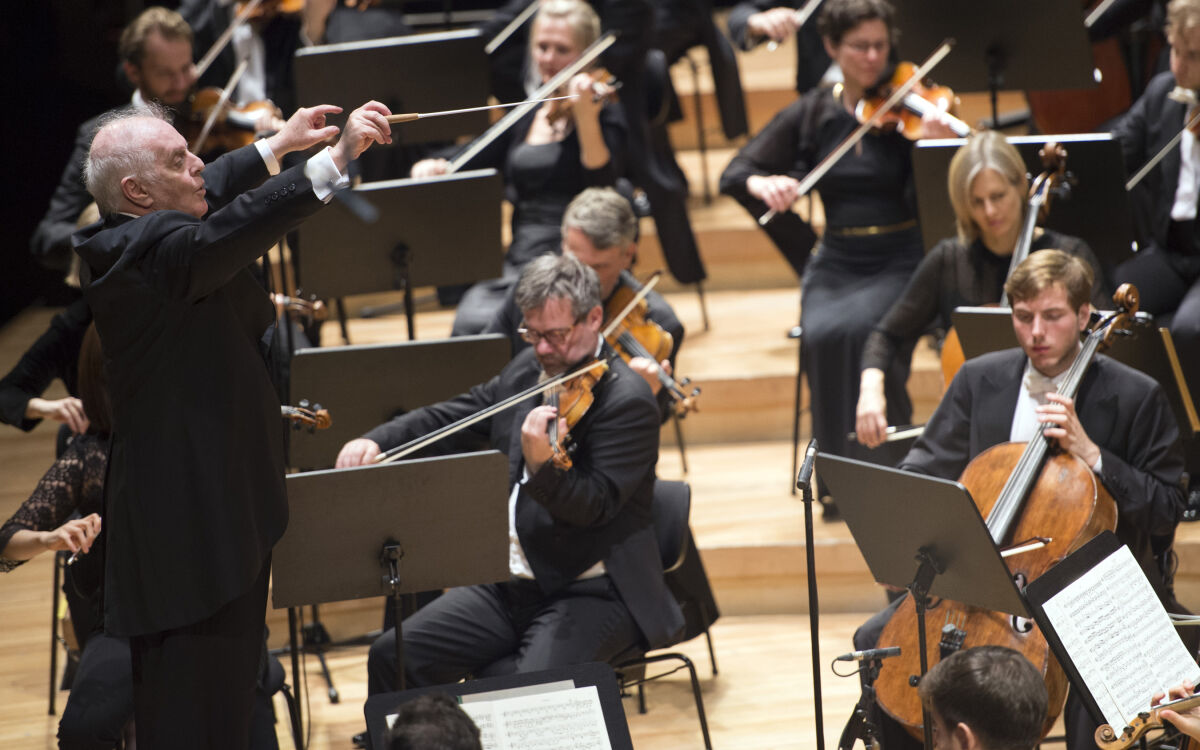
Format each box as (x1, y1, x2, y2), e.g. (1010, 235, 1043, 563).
(874, 284, 1141, 740)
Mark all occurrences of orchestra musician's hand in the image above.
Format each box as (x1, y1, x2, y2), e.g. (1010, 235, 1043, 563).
(331, 101, 393, 172)
(411, 158, 451, 179)
(854, 368, 889, 449)
(335, 438, 382, 468)
(1, 513, 101, 563)
(628, 356, 668, 396)
(25, 396, 89, 435)
(1037, 392, 1101, 468)
(919, 99, 960, 139)
(1154, 682, 1200, 742)
(747, 7, 802, 44)
(264, 104, 344, 164)
(746, 174, 802, 214)
(568, 71, 608, 125)
(522, 405, 565, 475)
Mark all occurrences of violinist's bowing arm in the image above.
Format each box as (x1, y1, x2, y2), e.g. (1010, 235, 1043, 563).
(336, 438, 381, 468)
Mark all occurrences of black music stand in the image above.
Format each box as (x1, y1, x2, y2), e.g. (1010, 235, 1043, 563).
(951, 308, 1200, 440)
(288, 334, 511, 470)
(893, 0, 1096, 125)
(364, 662, 634, 750)
(296, 170, 504, 339)
(913, 134, 1136, 281)
(816, 454, 1029, 750)
(294, 28, 490, 145)
(273, 451, 511, 719)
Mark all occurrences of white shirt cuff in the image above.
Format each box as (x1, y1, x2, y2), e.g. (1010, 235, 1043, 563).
(254, 139, 281, 176)
(1092, 454, 1103, 474)
(305, 147, 349, 203)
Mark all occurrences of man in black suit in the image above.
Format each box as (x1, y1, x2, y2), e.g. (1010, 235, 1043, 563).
(483, 186, 686, 421)
(336, 253, 684, 692)
(74, 99, 391, 748)
(851, 250, 1186, 750)
(32, 7, 199, 273)
(1112, 0, 1200, 407)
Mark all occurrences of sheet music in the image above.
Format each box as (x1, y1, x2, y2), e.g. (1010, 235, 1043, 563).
(458, 685, 612, 750)
(1041, 545, 1200, 730)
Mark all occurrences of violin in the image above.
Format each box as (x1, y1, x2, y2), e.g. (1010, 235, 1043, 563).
(181, 85, 281, 157)
(544, 68, 620, 127)
(855, 60, 972, 139)
(272, 292, 328, 325)
(602, 273, 700, 417)
(875, 285, 1141, 742)
(1096, 690, 1200, 750)
(236, 0, 304, 21)
(281, 401, 331, 430)
(547, 358, 610, 470)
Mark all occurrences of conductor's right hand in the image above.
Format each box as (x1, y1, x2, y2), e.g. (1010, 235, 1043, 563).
(331, 101, 393, 172)
(746, 174, 801, 214)
(410, 158, 451, 179)
(336, 438, 382, 467)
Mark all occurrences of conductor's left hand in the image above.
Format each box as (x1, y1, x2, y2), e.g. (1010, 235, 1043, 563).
(266, 104, 344, 162)
(332, 101, 393, 171)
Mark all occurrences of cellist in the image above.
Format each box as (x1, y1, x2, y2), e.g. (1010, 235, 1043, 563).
(851, 250, 1186, 750)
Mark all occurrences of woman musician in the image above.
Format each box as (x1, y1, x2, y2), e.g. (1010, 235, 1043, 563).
(411, 0, 626, 337)
(719, 0, 958, 516)
(855, 131, 1109, 448)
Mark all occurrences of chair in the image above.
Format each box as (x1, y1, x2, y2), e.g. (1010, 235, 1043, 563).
(613, 478, 719, 750)
(264, 651, 304, 750)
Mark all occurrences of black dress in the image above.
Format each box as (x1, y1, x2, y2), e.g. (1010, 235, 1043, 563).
(724, 85, 924, 481)
(451, 103, 628, 335)
(861, 230, 1111, 375)
(0, 297, 90, 432)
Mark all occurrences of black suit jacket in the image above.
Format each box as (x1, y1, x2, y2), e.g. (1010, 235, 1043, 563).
(362, 345, 685, 650)
(31, 113, 104, 272)
(74, 144, 326, 636)
(902, 349, 1185, 588)
(1112, 71, 1187, 252)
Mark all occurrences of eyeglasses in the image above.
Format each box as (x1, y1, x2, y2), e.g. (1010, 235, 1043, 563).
(843, 40, 889, 55)
(518, 321, 578, 347)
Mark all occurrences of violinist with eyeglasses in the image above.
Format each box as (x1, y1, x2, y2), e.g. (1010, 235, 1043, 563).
(336, 253, 683, 694)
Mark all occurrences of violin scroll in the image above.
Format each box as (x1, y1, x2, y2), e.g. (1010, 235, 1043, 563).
(282, 401, 332, 430)
(1094, 691, 1200, 750)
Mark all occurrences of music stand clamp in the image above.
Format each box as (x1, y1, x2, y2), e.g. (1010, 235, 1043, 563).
(380, 540, 407, 691)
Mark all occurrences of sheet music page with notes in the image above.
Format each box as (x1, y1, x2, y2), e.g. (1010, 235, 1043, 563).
(1041, 545, 1200, 730)
(457, 684, 611, 750)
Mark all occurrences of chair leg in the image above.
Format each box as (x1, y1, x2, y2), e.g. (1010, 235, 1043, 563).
(282, 684, 303, 750)
(705, 628, 719, 677)
(49, 552, 62, 716)
(624, 653, 715, 750)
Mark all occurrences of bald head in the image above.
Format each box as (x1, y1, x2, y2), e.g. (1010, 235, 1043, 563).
(85, 105, 208, 218)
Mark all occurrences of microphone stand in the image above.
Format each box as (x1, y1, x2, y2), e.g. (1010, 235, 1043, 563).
(797, 439, 825, 750)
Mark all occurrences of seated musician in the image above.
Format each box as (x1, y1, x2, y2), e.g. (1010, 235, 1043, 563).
(852, 250, 1186, 750)
(335, 253, 683, 692)
(855, 130, 1109, 448)
(1111, 0, 1200, 497)
(31, 7, 199, 273)
(1153, 681, 1200, 742)
(483, 186, 685, 421)
(413, 0, 626, 336)
(920, 646, 1048, 750)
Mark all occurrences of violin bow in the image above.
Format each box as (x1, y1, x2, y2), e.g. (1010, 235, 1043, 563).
(1125, 101, 1200, 191)
(759, 38, 956, 225)
(447, 30, 617, 174)
(767, 0, 823, 52)
(485, 0, 541, 55)
(373, 359, 609, 464)
(190, 57, 249, 155)
(194, 0, 265, 80)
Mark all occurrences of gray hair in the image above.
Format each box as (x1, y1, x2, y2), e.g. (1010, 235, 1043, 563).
(83, 103, 171, 215)
(514, 253, 601, 320)
(561, 187, 637, 250)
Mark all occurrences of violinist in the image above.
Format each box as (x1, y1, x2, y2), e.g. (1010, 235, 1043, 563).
(483, 187, 685, 420)
(31, 7, 198, 273)
(335, 253, 682, 692)
(1112, 0, 1200, 454)
(417, 0, 626, 335)
(718, 0, 958, 516)
(855, 131, 1109, 449)
(851, 251, 1185, 750)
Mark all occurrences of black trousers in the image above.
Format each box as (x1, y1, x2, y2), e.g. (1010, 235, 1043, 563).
(367, 576, 640, 693)
(129, 558, 271, 750)
(57, 631, 132, 750)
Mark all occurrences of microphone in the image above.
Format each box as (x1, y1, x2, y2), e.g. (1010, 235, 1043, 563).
(796, 438, 819, 492)
(835, 646, 901, 662)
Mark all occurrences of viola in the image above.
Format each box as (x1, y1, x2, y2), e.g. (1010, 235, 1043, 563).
(180, 85, 281, 157)
(1096, 690, 1200, 750)
(544, 68, 620, 128)
(602, 273, 700, 417)
(875, 285, 1141, 742)
(281, 402, 331, 430)
(547, 357, 610, 470)
(855, 60, 972, 140)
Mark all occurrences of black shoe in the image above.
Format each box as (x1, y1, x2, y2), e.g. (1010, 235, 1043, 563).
(352, 730, 368, 748)
(787, 325, 803, 340)
(1184, 488, 1200, 522)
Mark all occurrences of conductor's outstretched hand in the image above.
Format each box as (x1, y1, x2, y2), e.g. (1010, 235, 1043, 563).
(332, 101, 393, 171)
(266, 104, 344, 162)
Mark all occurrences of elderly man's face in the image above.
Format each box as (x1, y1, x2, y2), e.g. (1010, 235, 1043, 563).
(141, 119, 208, 218)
